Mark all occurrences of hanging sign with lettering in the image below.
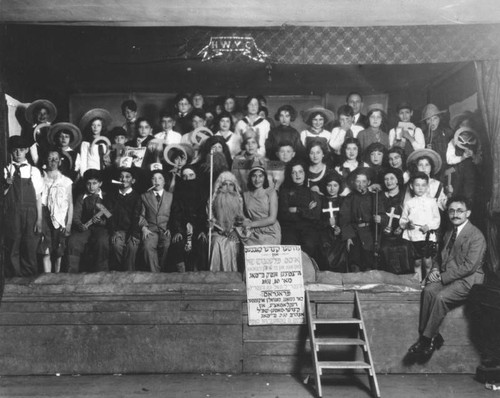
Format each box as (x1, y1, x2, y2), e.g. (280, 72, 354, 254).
(245, 245, 305, 325)
(198, 36, 269, 62)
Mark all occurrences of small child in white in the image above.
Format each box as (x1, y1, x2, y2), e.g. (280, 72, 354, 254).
(400, 172, 441, 282)
(40, 150, 73, 272)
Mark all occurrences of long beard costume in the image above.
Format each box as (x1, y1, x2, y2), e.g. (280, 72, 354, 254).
(209, 173, 244, 272)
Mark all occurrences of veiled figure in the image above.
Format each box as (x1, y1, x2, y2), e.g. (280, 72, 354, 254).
(209, 171, 244, 272)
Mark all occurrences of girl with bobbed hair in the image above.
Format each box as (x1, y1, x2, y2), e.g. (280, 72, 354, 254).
(357, 106, 389, 153)
(214, 111, 241, 159)
(387, 146, 410, 184)
(241, 166, 281, 246)
(378, 167, 413, 274)
(335, 137, 369, 196)
(278, 160, 322, 264)
(265, 104, 304, 161)
(306, 138, 333, 194)
(234, 95, 271, 157)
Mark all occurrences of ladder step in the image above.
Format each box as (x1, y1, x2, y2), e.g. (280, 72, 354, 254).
(318, 360, 371, 370)
(312, 317, 362, 324)
(315, 337, 365, 346)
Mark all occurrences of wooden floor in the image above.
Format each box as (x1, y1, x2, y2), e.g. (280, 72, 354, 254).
(0, 373, 494, 398)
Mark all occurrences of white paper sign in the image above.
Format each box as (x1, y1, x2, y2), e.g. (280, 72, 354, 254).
(245, 245, 305, 325)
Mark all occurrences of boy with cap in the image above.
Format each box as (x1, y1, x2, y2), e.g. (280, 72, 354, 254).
(421, 104, 452, 177)
(139, 168, 173, 272)
(106, 168, 142, 271)
(389, 102, 425, 157)
(2, 136, 44, 276)
(67, 169, 110, 273)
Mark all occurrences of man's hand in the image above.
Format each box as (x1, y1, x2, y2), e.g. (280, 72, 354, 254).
(288, 207, 297, 213)
(347, 238, 354, 252)
(373, 214, 381, 224)
(427, 269, 441, 283)
(142, 227, 153, 240)
(308, 201, 317, 210)
(34, 219, 42, 234)
(198, 232, 207, 243)
(172, 233, 183, 243)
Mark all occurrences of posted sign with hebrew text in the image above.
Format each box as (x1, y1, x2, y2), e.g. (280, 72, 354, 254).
(245, 245, 305, 325)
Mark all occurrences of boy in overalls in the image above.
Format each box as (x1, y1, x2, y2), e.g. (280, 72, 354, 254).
(2, 136, 43, 276)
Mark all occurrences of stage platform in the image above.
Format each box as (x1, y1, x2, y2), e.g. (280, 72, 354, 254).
(0, 270, 481, 376)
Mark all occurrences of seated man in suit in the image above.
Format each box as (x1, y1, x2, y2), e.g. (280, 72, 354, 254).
(139, 168, 173, 273)
(408, 195, 486, 358)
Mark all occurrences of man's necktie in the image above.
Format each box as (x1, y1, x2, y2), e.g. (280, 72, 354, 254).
(156, 193, 161, 208)
(13, 163, 26, 178)
(447, 227, 458, 254)
(345, 129, 354, 139)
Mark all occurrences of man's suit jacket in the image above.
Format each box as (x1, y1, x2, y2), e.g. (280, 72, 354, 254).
(355, 113, 369, 129)
(139, 190, 173, 234)
(439, 221, 486, 286)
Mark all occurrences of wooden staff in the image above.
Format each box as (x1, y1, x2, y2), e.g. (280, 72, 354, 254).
(208, 147, 215, 259)
(374, 189, 380, 267)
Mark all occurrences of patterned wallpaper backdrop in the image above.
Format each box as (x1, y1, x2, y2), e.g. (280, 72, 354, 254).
(185, 24, 500, 65)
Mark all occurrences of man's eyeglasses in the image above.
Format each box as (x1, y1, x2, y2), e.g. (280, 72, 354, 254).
(448, 209, 466, 215)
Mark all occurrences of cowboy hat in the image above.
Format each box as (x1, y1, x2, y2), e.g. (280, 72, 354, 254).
(164, 144, 195, 167)
(407, 148, 443, 174)
(79, 108, 112, 132)
(48, 122, 82, 150)
(301, 106, 336, 125)
(25, 99, 57, 124)
(420, 104, 446, 122)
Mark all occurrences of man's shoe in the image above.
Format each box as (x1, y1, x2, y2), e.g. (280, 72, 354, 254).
(421, 333, 444, 357)
(408, 337, 428, 354)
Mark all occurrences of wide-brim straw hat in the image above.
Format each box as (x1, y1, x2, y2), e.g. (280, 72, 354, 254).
(25, 99, 57, 124)
(454, 127, 479, 151)
(301, 106, 336, 125)
(163, 143, 195, 167)
(407, 148, 443, 174)
(190, 126, 213, 147)
(48, 122, 82, 150)
(420, 104, 446, 122)
(79, 108, 112, 132)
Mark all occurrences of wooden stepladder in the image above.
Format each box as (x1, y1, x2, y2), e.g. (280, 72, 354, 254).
(306, 290, 380, 398)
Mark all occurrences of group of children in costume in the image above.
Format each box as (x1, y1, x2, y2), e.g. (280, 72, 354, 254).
(2, 93, 483, 281)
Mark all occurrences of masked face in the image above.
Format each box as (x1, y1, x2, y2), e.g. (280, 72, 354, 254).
(46, 151, 61, 171)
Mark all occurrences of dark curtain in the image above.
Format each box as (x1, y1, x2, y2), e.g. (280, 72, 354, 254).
(475, 60, 500, 276)
(0, 87, 7, 299)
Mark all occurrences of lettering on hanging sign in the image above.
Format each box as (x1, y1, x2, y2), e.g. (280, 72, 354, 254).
(198, 36, 269, 62)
